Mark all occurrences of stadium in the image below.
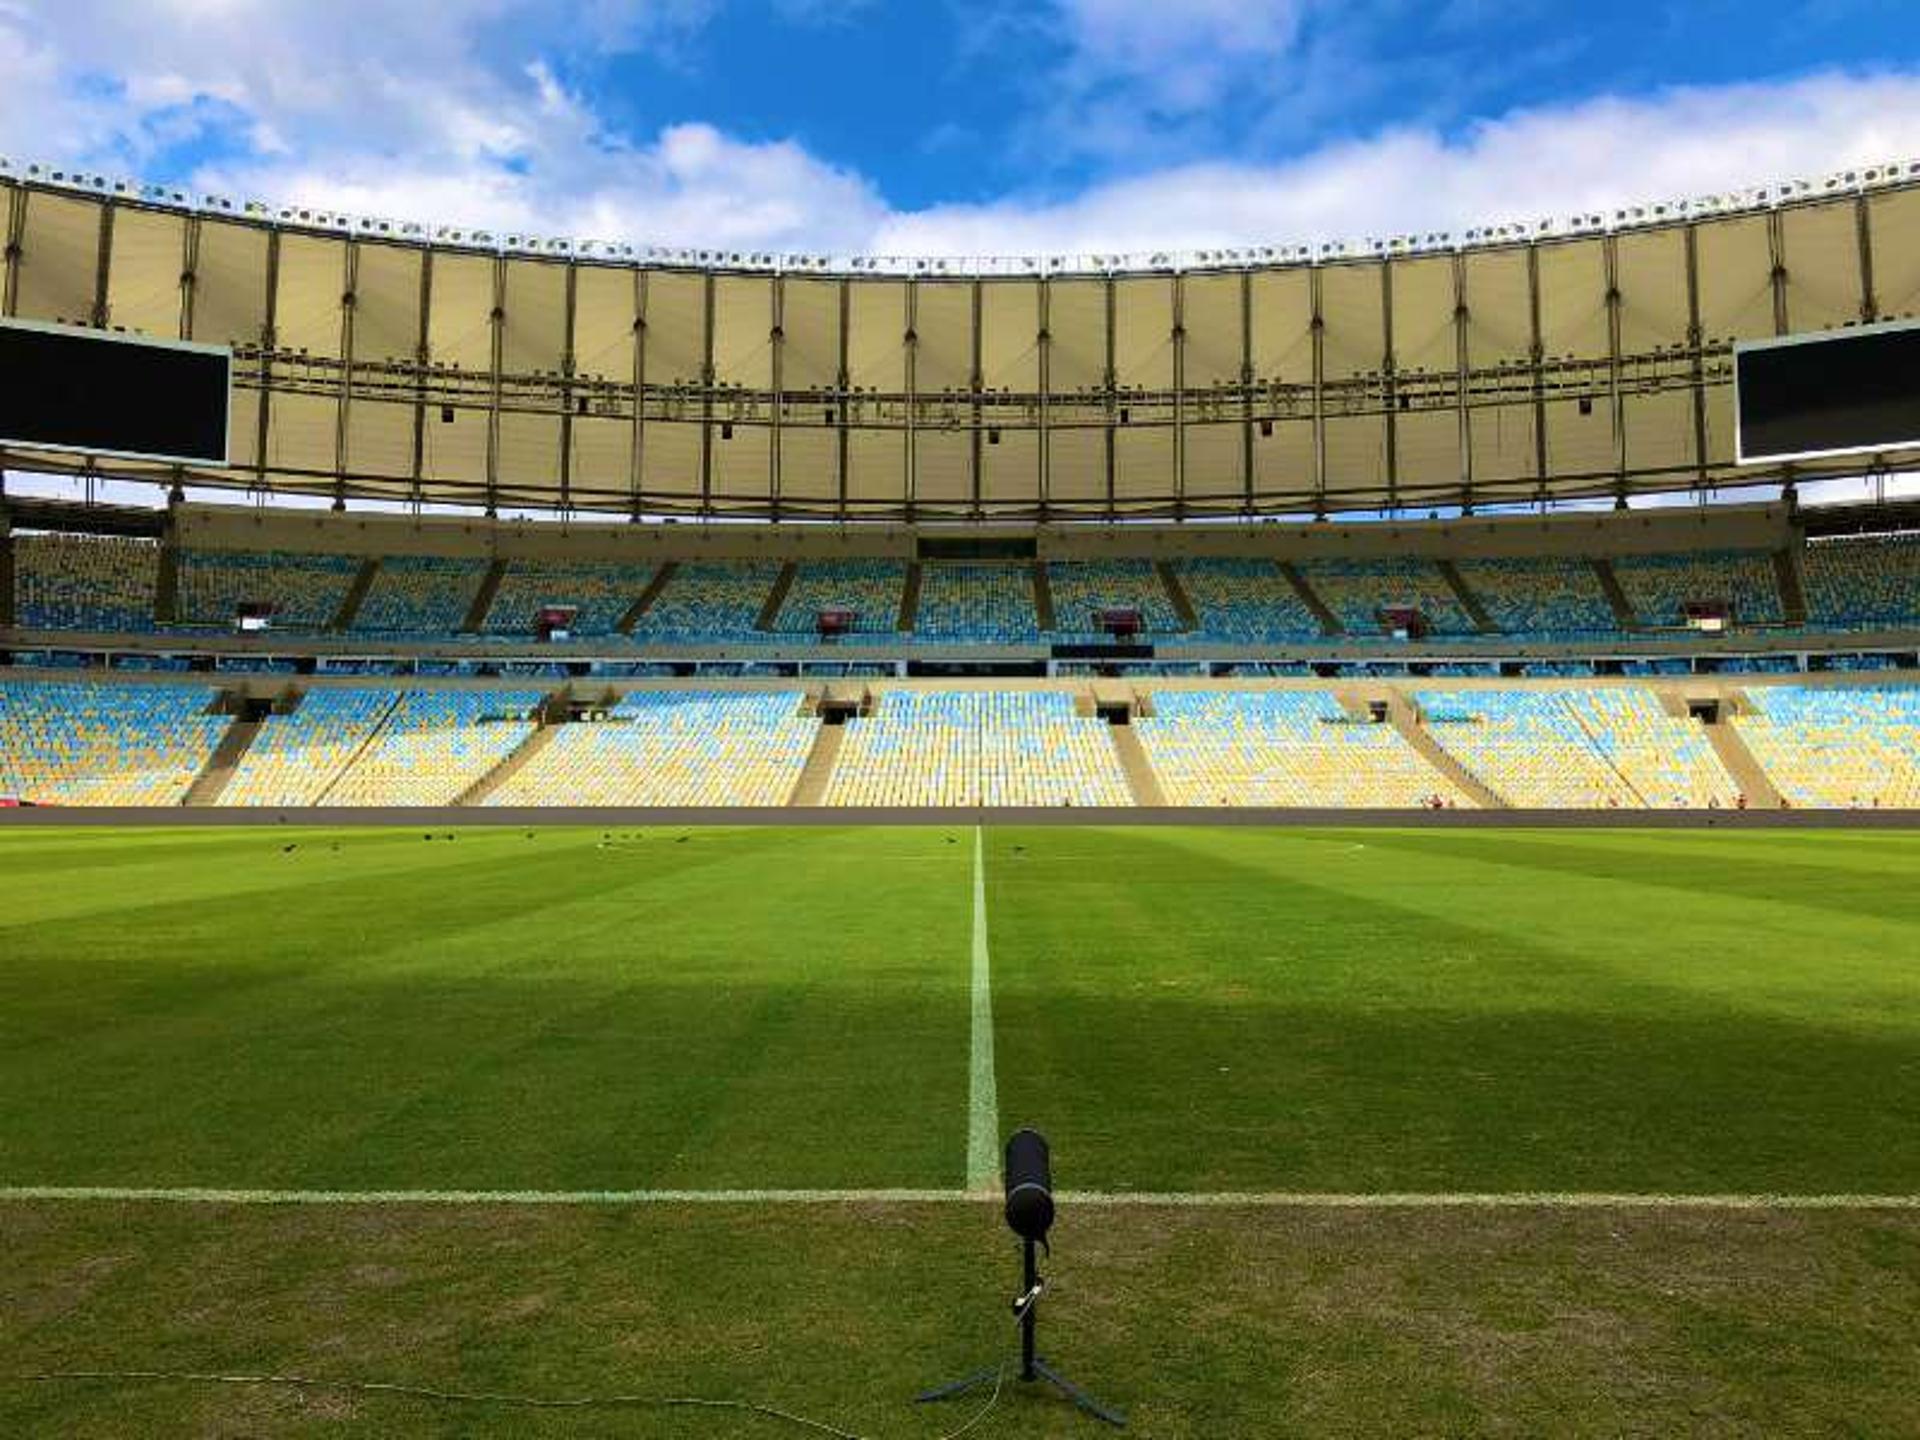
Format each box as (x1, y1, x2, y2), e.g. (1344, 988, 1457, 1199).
(4, 12, 1920, 1433)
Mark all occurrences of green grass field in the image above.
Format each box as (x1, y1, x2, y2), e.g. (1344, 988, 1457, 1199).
(4, 824, 1920, 1435)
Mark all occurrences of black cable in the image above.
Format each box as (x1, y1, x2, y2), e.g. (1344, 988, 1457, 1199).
(13, 1362, 1010, 1439)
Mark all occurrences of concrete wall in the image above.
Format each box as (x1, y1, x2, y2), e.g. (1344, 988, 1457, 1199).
(171, 497, 1797, 566)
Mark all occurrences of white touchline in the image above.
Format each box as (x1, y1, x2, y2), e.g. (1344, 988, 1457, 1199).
(2, 1187, 1917, 1209)
(966, 824, 1001, 1195)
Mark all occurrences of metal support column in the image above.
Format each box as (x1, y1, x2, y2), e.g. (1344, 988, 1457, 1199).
(1171, 274, 1187, 518)
(903, 280, 918, 521)
(1380, 259, 1399, 512)
(1603, 234, 1627, 506)
(1310, 267, 1327, 518)
(484, 256, 505, 516)
(835, 277, 851, 522)
(1684, 224, 1709, 493)
(1239, 269, 1255, 514)
(408, 249, 433, 510)
(1855, 193, 1879, 324)
(558, 261, 578, 516)
(90, 199, 114, 329)
(1527, 243, 1549, 505)
(334, 239, 358, 510)
(629, 269, 647, 520)
(1767, 209, 1790, 336)
(254, 230, 281, 499)
(0, 185, 24, 317)
(699, 271, 716, 516)
(769, 274, 785, 520)
(969, 277, 984, 520)
(179, 216, 200, 342)
(1103, 274, 1118, 520)
(1037, 280, 1052, 520)
(1452, 252, 1474, 515)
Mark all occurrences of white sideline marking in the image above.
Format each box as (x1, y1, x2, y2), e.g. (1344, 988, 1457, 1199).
(966, 825, 1001, 1194)
(1, 1187, 1917, 1210)
(1057, 1191, 1920, 1211)
(0, 1187, 969, 1206)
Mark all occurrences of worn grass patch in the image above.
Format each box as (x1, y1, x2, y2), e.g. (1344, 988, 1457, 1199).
(3, 1200, 1918, 1436)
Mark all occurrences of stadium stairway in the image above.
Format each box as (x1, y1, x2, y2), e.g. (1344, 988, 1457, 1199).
(457, 720, 558, 806)
(1279, 561, 1343, 636)
(0, 527, 14, 627)
(1436, 560, 1498, 634)
(1155, 561, 1200, 630)
(1592, 559, 1641, 630)
(311, 689, 405, 802)
(1692, 690, 1786, 809)
(1386, 693, 1505, 808)
(897, 561, 923, 631)
(1773, 549, 1809, 626)
(617, 562, 677, 634)
(756, 562, 797, 631)
(184, 716, 259, 807)
(788, 722, 847, 805)
(461, 560, 508, 633)
(154, 539, 180, 626)
(1106, 715, 1169, 806)
(332, 559, 381, 631)
(1032, 561, 1056, 631)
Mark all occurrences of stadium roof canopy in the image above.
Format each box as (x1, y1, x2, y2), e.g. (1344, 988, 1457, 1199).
(2, 156, 1918, 522)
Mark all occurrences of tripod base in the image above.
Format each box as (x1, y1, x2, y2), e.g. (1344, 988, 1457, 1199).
(917, 1358, 1127, 1429)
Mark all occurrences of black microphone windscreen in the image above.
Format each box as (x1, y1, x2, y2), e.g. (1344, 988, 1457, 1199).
(1003, 1128, 1054, 1242)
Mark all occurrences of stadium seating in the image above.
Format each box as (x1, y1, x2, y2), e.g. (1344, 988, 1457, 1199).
(6, 657, 1920, 811)
(1452, 557, 1618, 637)
(772, 560, 906, 636)
(221, 687, 401, 807)
(1135, 690, 1459, 807)
(489, 690, 817, 806)
(1295, 557, 1476, 635)
(912, 564, 1040, 643)
(1417, 687, 1733, 807)
(825, 690, 1131, 806)
(1800, 534, 1920, 630)
(481, 560, 657, 636)
(176, 548, 359, 631)
(12, 534, 158, 631)
(1577, 687, 1737, 807)
(1734, 685, 1920, 808)
(1175, 559, 1325, 642)
(630, 561, 780, 643)
(0, 678, 225, 805)
(1610, 549, 1784, 627)
(1046, 561, 1184, 637)
(324, 689, 544, 806)
(351, 556, 490, 634)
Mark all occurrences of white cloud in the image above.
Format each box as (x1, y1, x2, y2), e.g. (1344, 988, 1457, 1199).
(0, 0, 889, 250)
(1051, 0, 1310, 114)
(0, 1, 1915, 262)
(876, 71, 1920, 256)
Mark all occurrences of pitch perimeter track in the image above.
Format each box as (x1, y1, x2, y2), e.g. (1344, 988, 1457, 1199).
(3, 806, 1920, 828)
(3, 1187, 1918, 1210)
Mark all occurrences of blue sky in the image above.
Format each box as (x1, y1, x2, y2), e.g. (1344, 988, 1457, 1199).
(0, 0, 1915, 256)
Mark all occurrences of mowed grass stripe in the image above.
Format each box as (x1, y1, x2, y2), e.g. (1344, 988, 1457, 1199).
(987, 826, 1920, 1194)
(0, 827, 974, 1191)
(9, 825, 1920, 1200)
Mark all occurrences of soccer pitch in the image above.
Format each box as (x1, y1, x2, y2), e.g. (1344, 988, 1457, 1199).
(5, 824, 1920, 1434)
